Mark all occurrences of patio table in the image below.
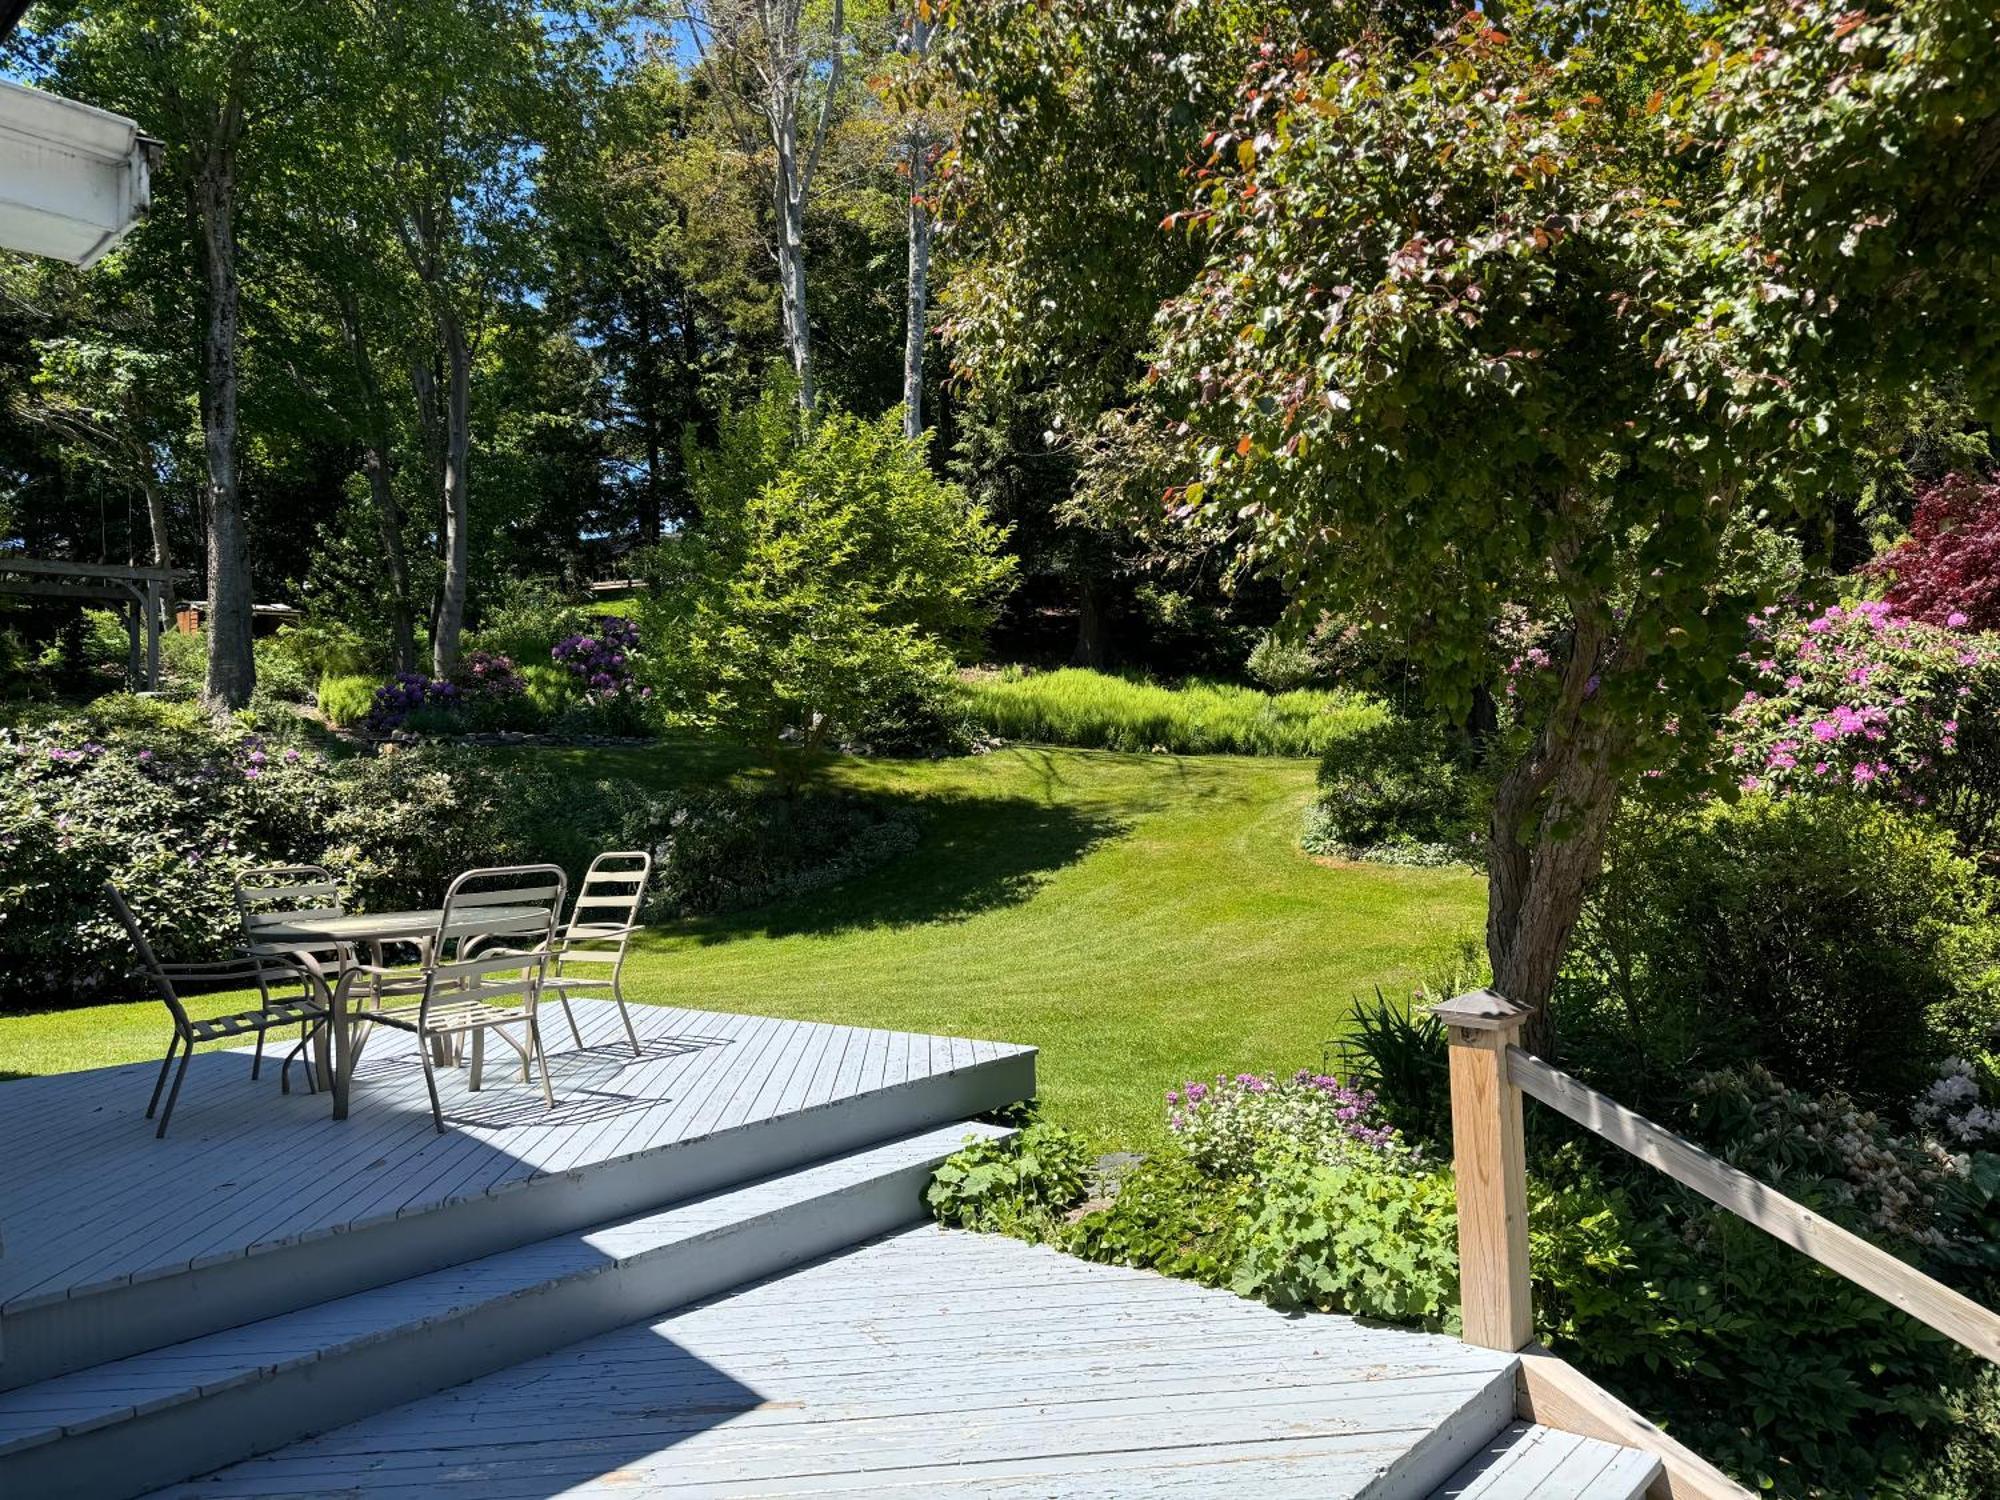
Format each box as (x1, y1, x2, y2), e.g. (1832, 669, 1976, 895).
(254, 907, 545, 1120)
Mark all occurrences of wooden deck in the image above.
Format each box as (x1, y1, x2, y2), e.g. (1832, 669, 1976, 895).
(0, 1000, 1035, 1388)
(162, 1226, 1529, 1499)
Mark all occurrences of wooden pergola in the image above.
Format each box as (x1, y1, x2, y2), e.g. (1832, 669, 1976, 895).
(0, 556, 186, 690)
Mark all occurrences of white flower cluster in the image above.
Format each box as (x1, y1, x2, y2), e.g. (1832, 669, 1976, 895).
(1911, 1057, 2000, 1148)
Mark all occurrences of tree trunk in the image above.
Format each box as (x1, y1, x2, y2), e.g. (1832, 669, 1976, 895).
(431, 307, 472, 679)
(1483, 618, 1624, 1059)
(1070, 576, 1107, 668)
(773, 113, 814, 413)
(902, 133, 933, 439)
(900, 13, 934, 440)
(194, 148, 254, 710)
(636, 286, 662, 545)
(335, 285, 417, 673)
(139, 476, 174, 627)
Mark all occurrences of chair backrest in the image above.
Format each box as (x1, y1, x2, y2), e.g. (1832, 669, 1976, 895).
(561, 851, 651, 960)
(425, 864, 568, 1017)
(103, 881, 190, 1031)
(234, 865, 344, 963)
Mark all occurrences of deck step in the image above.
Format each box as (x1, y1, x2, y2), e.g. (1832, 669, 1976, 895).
(0, 1120, 1008, 1500)
(1428, 1420, 1664, 1500)
(164, 1225, 1535, 1500)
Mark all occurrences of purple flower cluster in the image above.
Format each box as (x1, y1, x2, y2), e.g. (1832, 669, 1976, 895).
(553, 616, 644, 699)
(366, 672, 438, 733)
(365, 652, 524, 733)
(1166, 1067, 1400, 1176)
(1726, 601, 1995, 805)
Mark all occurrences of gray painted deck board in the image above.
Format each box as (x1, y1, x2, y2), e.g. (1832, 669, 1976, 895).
(162, 1227, 1523, 1499)
(1428, 1421, 1662, 1499)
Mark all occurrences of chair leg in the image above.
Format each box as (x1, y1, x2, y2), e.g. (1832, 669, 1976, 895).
(281, 1022, 319, 1096)
(469, 1028, 485, 1092)
(416, 1031, 445, 1134)
(613, 967, 642, 1057)
(529, 1019, 555, 1109)
(146, 1034, 181, 1119)
(156, 1043, 193, 1139)
(560, 994, 584, 1051)
(251, 1026, 266, 1081)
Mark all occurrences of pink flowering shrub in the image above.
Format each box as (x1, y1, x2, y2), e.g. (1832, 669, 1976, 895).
(1726, 601, 2000, 852)
(1166, 1069, 1401, 1177)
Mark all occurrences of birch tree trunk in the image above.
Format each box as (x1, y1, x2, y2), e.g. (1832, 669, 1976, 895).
(432, 306, 472, 678)
(193, 142, 255, 709)
(900, 12, 934, 440)
(139, 477, 174, 628)
(690, 0, 844, 415)
(772, 96, 815, 412)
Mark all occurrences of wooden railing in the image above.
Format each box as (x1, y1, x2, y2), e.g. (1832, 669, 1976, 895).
(1433, 986, 2000, 1500)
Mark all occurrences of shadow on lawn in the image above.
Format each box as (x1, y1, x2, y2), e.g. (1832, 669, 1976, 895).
(675, 785, 1125, 943)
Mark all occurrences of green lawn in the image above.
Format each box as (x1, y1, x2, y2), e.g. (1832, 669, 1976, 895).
(0, 745, 1484, 1147)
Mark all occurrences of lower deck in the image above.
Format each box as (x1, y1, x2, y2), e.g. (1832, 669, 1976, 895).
(163, 1225, 1522, 1498)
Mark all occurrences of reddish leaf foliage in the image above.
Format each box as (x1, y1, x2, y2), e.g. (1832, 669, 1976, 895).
(1875, 472, 2000, 631)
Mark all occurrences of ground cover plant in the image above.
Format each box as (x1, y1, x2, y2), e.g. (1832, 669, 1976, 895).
(962, 666, 1384, 757)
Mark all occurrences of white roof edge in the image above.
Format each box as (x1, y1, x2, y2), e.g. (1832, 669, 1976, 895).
(0, 77, 144, 162)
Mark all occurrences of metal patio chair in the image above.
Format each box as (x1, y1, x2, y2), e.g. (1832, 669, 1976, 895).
(233, 864, 352, 1079)
(542, 850, 651, 1056)
(106, 882, 329, 1139)
(338, 864, 568, 1133)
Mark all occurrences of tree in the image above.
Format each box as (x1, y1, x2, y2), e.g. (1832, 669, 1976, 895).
(1147, 4, 1818, 1054)
(1694, 0, 2000, 428)
(1873, 473, 2000, 630)
(36, 0, 328, 707)
(640, 381, 1014, 768)
(338, 0, 577, 677)
(670, 0, 854, 413)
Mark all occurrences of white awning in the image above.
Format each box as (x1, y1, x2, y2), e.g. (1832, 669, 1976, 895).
(0, 79, 154, 268)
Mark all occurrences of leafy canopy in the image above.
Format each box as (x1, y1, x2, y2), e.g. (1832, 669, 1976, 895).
(1152, 2, 1790, 785)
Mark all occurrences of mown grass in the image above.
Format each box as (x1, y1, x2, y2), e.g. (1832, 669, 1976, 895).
(0, 743, 1482, 1146)
(962, 666, 1385, 757)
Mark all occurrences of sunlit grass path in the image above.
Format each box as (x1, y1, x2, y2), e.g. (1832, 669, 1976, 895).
(0, 746, 1483, 1147)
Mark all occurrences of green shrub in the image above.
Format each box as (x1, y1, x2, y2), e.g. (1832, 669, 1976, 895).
(1244, 629, 1326, 692)
(1, 714, 337, 1003)
(466, 577, 598, 666)
(1540, 1164, 1985, 1497)
(1303, 714, 1479, 860)
(316, 673, 376, 727)
(269, 620, 380, 681)
(638, 384, 1013, 764)
(646, 788, 923, 918)
(156, 626, 204, 699)
(252, 636, 315, 705)
(1228, 1147, 1461, 1324)
(1562, 796, 2000, 1110)
(962, 666, 1385, 757)
(520, 663, 578, 721)
(925, 1121, 1093, 1235)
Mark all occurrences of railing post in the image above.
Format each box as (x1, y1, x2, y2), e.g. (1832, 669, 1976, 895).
(1430, 986, 1533, 1352)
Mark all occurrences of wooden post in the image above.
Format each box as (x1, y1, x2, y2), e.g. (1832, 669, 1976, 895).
(1431, 987, 1533, 1352)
